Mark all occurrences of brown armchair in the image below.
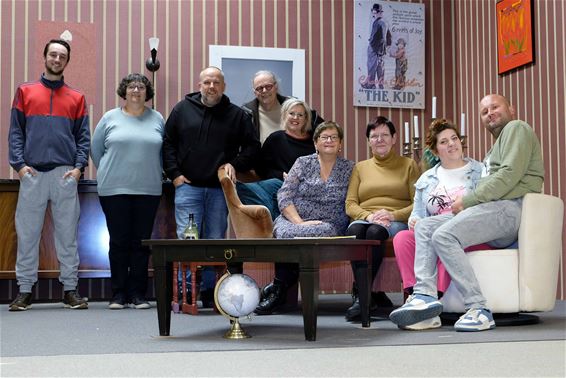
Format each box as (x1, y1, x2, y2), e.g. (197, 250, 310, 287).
(217, 167, 274, 238)
(173, 169, 274, 315)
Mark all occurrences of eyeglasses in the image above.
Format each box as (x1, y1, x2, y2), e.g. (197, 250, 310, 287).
(369, 133, 391, 141)
(288, 112, 306, 119)
(254, 83, 275, 93)
(127, 84, 146, 91)
(319, 135, 340, 142)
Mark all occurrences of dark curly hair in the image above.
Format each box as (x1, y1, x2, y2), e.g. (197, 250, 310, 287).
(366, 116, 396, 138)
(425, 118, 461, 153)
(116, 73, 154, 101)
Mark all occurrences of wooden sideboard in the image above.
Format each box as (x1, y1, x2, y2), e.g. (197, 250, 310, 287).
(0, 179, 176, 280)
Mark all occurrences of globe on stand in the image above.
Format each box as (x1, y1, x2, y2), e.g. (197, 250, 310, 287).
(213, 272, 260, 339)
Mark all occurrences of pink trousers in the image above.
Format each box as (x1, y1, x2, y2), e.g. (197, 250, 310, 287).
(392, 229, 493, 293)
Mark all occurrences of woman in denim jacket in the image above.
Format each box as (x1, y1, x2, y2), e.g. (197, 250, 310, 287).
(392, 119, 489, 329)
(410, 158, 483, 222)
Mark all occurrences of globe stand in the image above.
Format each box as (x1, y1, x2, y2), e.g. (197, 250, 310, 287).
(224, 317, 251, 339)
(214, 272, 260, 340)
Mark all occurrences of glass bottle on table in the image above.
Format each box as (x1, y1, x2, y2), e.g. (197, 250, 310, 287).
(183, 213, 199, 240)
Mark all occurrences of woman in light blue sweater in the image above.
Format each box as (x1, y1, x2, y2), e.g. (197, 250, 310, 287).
(91, 73, 164, 310)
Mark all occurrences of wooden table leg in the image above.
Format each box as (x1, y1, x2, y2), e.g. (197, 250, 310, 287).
(353, 261, 371, 328)
(155, 261, 172, 336)
(299, 267, 319, 341)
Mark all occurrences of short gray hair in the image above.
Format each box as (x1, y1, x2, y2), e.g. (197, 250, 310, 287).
(252, 70, 279, 87)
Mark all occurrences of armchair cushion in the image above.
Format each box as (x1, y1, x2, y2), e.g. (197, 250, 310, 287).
(441, 193, 564, 314)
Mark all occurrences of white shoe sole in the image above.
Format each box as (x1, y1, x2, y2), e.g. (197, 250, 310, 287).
(130, 303, 151, 309)
(64, 303, 88, 309)
(9, 304, 32, 311)
(400, 316, 442, 330)
(454, 321, 496, 332)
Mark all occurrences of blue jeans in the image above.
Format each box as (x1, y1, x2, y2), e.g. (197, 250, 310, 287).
(174, 183, 228, 239)
(174, 184, 228, 290)
(413, 199, 522, 309)
(236, 179, 283, 220)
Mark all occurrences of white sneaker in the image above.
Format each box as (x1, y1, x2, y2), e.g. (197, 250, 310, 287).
(389, 294, 443, 327)
(129, 297, 151, 309)
(454, 308, 495, 332)
(400, 316, 442, 330)
(108, 302, 125, 310)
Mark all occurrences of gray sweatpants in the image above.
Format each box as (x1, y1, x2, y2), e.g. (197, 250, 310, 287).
(413, 198, 522, 309)
(15, 166, 81, 292)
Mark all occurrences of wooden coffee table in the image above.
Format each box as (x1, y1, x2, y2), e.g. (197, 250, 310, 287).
(143, 238, 377, 341)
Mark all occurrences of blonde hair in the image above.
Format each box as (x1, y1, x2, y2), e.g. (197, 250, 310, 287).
(280, 98, 313, 134)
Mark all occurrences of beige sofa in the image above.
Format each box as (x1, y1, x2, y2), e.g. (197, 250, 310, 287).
(440, 193, 564, 322)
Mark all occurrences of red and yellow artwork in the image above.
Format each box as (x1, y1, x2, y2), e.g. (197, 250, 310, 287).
(496, 0, 534, 74)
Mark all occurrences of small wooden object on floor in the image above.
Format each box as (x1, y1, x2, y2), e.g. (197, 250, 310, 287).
(172, 261, 226, 315)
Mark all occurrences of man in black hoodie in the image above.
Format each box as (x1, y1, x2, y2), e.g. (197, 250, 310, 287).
(163, 66, 260, 267)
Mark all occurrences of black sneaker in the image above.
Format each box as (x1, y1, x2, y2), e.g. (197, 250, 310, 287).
(63, 290, 88, 309)
(9, 292, 33, 311)
(129, 297, 151, 309)
(108, 293, 126, 310)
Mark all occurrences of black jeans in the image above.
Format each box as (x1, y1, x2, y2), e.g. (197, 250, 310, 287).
(99, 194, 161, 300)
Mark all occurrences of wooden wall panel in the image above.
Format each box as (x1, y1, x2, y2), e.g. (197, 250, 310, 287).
(454, 0, 565, 299)
(0, 0, 563, 297)
(0, 0, 456, 201)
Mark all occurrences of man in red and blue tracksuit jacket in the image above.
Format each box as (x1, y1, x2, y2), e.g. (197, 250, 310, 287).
(8, 39, 90, 311)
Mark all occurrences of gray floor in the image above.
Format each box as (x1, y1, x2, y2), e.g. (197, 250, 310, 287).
(1, 294, 565, 377)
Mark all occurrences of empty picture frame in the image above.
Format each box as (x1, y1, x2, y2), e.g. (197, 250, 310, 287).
(209, 45, 305, 107)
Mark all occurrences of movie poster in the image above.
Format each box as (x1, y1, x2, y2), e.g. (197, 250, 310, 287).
(354, 1, 425, 109)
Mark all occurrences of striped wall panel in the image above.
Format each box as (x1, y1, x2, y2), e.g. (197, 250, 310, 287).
(454, 0, 566, 299)
(1, 0, 564, 297)
(0, 0, 454, 175)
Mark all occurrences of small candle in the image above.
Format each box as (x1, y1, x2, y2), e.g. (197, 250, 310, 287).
(413, 115, 419, 138)
(432, 96, 437, 119)
(404, 122, 410, 143)
(460, 113, 466, 136)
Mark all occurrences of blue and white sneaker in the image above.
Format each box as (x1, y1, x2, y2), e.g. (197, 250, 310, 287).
(389, 294, 443, 327)
(454, 308, 496, 332)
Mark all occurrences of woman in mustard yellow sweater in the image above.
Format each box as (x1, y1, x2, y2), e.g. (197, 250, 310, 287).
(344, 116, 420, 321)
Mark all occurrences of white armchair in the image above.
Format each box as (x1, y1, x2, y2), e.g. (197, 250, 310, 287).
(441, 193, 564, 324)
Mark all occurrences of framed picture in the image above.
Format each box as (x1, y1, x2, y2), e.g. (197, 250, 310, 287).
(496, 0, 534, 74)
(353, 1, 425, 109)
(209, 45, 305, 107)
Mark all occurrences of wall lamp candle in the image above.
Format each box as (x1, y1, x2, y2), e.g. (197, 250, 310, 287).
(145, 37, 160, 109)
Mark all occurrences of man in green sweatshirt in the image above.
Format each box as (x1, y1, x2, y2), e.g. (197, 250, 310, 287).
(390, 94, 544, 332)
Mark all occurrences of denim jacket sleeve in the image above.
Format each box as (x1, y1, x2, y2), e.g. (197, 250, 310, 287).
(410, 159, 482, 221)
(409, 165, 439, 221)
(465, 158, 485, 191)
